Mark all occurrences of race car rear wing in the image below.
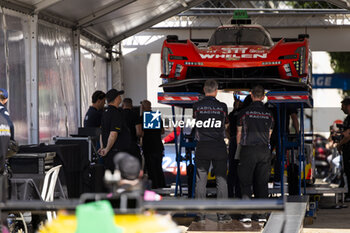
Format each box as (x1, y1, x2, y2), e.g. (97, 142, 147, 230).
(272, 34, 309, 43)
(166, 35, 186, 43)
(231, 18, 252, 25)
(190, 39, 209, 43)
(166, 35, 208, 45)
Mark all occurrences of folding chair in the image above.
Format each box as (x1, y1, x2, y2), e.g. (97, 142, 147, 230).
(41, 165, 62, 222)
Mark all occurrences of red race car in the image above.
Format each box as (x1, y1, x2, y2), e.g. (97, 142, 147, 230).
(160, 20, 312, 93)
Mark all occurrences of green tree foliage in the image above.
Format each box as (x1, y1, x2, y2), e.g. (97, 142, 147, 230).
(328, 52, 350, 97)
(287, 1, 338, 9)
(329, 52, 350, 73)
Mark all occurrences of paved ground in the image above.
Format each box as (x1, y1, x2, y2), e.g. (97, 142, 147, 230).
(172, 192, 350, 232)
(304, 195, 350, 233)
(174, 214, 263, 233)
(186, 214, 262, 232)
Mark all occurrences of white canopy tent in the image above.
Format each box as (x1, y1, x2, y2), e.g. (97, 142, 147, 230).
(0, 0, 349, 144)
(0, 0, 208, 144)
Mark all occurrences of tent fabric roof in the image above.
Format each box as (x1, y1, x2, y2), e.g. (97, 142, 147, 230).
(4, 0, 350, 46)
(11, 0, 207, 46)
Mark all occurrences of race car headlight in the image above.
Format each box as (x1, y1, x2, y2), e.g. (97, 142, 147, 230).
(294, 46, 306, 76)
(162, 47, 173, 76)
(293, 61, 300, 73)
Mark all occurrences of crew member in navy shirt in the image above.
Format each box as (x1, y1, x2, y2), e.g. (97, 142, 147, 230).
(0, 113, 10, 174)
(237, 85, 274, 200)
(237, 85, 273, 223)
(99, 89, 131, 171)
(0, 88, 14, 140)
(84, 90, 106, 128)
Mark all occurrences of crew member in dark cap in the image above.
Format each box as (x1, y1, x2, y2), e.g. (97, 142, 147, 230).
(0, 88, 14, 140)
(337, 98, 350, 201)
(237, 85, 273, 223)
(0, 113, 10, 175)
(84, 90, 106, 128)
(0, 111, 10, 207)
(99, 89, 131, 171)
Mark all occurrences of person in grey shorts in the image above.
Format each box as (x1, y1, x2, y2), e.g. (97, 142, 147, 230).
(193, 80, 230, 223)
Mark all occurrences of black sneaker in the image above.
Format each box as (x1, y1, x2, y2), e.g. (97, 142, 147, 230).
(239, 215, 252, 223)
(217, 214, 232, 223)
(274, 182, 281, 188)
(252, 213, 267, 227)
(258, 216, 267, 223)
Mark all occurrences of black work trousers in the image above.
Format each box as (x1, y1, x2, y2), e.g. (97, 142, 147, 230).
(129, 141, 142, 166)
(144, 151, 165, 189)
(271, 139, 282, 183)
(103, 149, 120, 172)
(228, 139, 241, 198)
(238, 145, 271, 199)
(195, 142, 228, 199)
(343, 149, 350, 197)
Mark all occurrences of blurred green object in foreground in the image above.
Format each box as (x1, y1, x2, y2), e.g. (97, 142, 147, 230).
(75, 200, 123, 233)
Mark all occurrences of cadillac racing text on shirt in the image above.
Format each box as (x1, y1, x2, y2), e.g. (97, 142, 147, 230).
(193, 96, 228, 142)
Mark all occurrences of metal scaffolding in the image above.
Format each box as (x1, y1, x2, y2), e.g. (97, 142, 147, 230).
(152, 13, 350, 29)
(152, 0, 350, 29)
(1, 0, 350, 46)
